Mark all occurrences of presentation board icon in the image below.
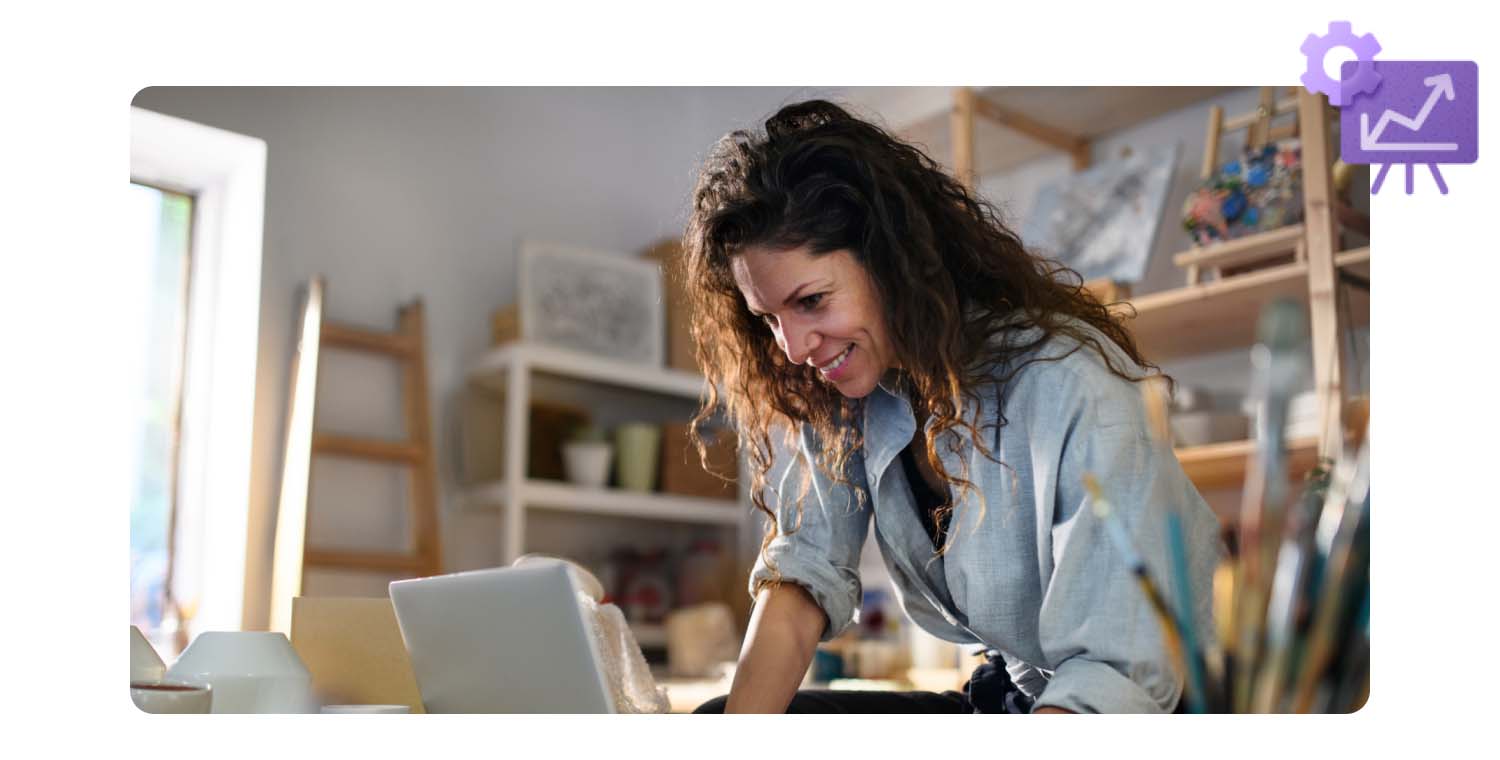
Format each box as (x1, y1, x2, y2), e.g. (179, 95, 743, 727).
(1339, 60, 1478, 194)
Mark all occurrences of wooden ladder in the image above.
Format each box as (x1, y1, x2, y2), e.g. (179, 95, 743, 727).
(270, 277, 442, 632)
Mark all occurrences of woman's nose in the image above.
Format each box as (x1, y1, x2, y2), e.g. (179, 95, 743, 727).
(780, 319, 820, 366)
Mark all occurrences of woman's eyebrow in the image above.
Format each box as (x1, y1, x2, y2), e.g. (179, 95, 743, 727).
(746, 279, 828, 316)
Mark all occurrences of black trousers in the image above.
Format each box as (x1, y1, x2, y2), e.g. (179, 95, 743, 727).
(693, 654, 1039, 714)
(693, 687, 972, 714)
(691, 654, 1187, 713)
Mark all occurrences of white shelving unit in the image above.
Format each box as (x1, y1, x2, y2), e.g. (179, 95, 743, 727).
(467, 479, 741, 526)
(462, 341, 741, 565)
(468, 341, 710, 400)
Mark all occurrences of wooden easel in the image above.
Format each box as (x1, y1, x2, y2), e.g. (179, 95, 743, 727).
(1180, 87, 1305, 285)
(269, 277, 443, 633)
(1179, 89, 1355, 459)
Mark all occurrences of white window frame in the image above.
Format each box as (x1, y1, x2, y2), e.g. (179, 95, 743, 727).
(130, 107, 266, 633)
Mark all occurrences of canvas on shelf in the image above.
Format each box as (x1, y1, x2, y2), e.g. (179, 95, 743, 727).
(517, 240, 665, 366)
(1019, 143, 1180, 285)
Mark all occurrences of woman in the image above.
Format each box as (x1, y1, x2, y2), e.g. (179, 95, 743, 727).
(682, 100, 1221, 714)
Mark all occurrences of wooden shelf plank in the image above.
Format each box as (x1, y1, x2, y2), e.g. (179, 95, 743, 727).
(468, 341, 708, 400)
(1175, 436, 1322, 491)
(1123, 247, 1369, 363)
(1171, 224, 1305, 270)
(465, 479, 742, 525)
(313, 434, 423, 464)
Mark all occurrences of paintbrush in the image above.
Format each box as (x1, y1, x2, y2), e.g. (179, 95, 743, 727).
(1081, 472, 1193, 700)
(1288, 441, 1370, 712)
(1250, 459, 1332, 712)
(1139, 376, 1224, 711)
(1328, 588, 1371, 713)
(1166, 511, 1213, 712)
(1232, 299, 1309, 711)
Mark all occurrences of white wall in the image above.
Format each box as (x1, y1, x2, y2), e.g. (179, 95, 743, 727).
(130, 86, 846, 629)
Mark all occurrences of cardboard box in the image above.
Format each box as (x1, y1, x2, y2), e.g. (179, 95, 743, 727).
(289, 597, 427, 713)
(642, 239, 699, 373)
(659, 423, 737, 499)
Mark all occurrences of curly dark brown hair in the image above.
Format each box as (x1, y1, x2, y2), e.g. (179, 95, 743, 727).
(680, 99, 1165, 563)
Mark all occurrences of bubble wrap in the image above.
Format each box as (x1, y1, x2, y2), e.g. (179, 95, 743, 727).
(577, 592, 670, 713)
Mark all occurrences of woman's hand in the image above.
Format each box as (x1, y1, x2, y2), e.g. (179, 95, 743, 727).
(723, 583, 827, 713)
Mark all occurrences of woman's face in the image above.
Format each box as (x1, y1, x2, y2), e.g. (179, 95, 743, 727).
(731, 244, 896, 399)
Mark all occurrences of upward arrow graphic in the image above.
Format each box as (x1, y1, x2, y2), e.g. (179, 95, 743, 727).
(1360, 73, 1459, 151)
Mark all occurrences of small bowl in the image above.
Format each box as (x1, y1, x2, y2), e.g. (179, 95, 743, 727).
(131, 680, 213, 714)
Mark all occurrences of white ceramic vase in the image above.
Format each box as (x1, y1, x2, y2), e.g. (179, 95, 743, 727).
(167, 631, 316, 713)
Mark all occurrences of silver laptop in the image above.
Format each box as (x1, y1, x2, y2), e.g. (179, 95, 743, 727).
(389, 562, 615, 713)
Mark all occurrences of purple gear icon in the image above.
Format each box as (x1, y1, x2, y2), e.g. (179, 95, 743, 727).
(1300, 21, 1382, 106)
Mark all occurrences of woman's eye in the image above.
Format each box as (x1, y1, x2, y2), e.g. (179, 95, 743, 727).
(798, 293, 824, 310)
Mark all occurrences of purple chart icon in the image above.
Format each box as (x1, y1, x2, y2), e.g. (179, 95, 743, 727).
(1339, 60, 1478, 194)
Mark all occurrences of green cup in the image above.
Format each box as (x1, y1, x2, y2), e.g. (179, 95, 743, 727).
(614, 423, 662, 492)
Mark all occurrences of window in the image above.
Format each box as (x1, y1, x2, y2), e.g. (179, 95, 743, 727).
(130, 107, 266, 652)
(128, 182, 195, 655)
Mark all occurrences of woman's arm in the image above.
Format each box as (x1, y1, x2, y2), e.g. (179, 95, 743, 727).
(723, 583, 827, 713)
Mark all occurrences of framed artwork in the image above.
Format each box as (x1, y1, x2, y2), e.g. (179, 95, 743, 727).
(1020, 142, 1180, 284)
(517, 240, 665, 366)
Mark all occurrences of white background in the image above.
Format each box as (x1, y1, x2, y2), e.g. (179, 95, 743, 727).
(1, 0, 1492, 756)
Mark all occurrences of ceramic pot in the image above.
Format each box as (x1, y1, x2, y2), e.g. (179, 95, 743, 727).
(562, 441, 612, 488)
(166, 631, 316, 713)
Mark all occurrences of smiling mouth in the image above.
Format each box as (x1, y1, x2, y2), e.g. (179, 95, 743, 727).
(817, 344, 854, 379)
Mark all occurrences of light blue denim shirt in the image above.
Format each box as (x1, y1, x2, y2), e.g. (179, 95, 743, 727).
(748, 317, 1224, 713)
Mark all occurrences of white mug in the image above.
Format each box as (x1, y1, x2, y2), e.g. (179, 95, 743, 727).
(131, 680, 213, 714)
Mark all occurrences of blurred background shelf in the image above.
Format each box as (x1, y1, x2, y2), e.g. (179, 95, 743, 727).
(1175, 436, 1321, 491)
(462, 333, 749, 582)
(464, 478, 741, 525)
(1123, 246, 1369, 363)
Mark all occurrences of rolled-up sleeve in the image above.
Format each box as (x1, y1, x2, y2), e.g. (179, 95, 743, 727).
(1028, 368, 1201, 714)
(747, 423, 872, 642)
